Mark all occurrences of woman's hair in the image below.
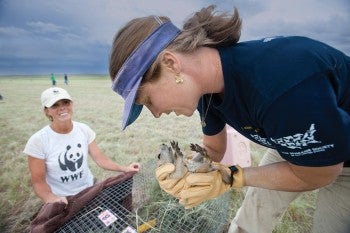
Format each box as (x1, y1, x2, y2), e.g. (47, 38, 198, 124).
(44, 108, 53, 121)
(109, 5, 242, 83)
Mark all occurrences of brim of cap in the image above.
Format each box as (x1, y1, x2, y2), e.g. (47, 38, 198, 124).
(121, 78, 143, 130)
(44, 96, 72, 108)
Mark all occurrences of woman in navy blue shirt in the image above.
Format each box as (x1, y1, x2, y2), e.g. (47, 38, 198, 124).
(109, 5, 350, 233)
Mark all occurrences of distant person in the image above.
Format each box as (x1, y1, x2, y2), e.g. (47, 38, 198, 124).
(50, 73, 56, 86)
(64, 74, 69, 85)
(23, 87, 141, 204)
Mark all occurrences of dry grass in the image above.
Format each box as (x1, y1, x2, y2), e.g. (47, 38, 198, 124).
(0, 76, 316, 232)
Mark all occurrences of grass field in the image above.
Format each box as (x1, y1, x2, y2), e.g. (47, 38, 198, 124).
(0, 76, 316, 232)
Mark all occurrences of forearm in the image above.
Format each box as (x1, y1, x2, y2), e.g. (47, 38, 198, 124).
(28, 156, 67, 203)
(203, 128, 227, 162)
(89, 141, 130, 172)
(205, 146, 224, 162)
(95, 156, 127, 172)
(32, 182, 63, 203)
(244, 161, 326, 191)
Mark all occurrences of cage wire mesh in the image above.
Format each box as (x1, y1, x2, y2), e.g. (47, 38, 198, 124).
(55, 159, 234, 233)
(55, 177, 134, 233)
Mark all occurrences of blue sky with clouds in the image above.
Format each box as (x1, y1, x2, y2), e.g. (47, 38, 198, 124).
(0, 0, 349, 75)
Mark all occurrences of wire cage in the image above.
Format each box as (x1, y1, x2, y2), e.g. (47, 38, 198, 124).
(55, 160, 233, 233)
(132, 160, 233, 233)
(55, 178, 134, 233)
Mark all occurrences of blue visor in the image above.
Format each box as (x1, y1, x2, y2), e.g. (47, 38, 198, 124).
(112, 21, 180, 130)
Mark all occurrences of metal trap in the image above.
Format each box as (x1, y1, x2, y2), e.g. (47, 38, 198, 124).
(54, 160, 233, 233)
(55, 178, 134, 233)
(131, 160, 232, 233)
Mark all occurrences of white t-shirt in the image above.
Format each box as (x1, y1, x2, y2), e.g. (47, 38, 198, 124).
(23, 121, 96, 196)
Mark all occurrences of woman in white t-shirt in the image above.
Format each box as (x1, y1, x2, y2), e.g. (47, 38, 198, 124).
(24, 87, 141, 204)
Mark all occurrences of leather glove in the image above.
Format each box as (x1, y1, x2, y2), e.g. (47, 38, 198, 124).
(179, 165, 244, 209)
(155, 163, 188, 199)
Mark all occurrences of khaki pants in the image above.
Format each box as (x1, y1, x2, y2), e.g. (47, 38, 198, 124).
(228, 149, 350, 233)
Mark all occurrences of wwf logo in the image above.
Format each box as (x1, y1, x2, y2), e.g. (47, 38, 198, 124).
(58, 144, 83, 172)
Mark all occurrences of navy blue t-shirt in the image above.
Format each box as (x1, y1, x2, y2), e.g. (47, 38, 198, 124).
(198, 36, 350, 167)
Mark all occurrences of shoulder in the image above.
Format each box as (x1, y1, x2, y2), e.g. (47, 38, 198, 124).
(219, 36, 337, 57)
(28, 125, 51, 141)
(73, 121, 93, 131)
(24, 125, 51, 157)
(73, 121, 96, 139)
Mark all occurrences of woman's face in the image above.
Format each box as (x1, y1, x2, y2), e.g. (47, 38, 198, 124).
(136, 70, 199, 119)
(45, 99, 73, 123)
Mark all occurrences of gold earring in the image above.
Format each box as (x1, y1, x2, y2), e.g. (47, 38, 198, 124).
(175, 73, 184, 84)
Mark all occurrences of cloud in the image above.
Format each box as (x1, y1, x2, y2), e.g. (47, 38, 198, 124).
(0, 0, 349, 75)
(27, 21, 66, 34)
(0, 26, 27, 36)
(0, 0, 206, 74)
(235, 0, 350, 53)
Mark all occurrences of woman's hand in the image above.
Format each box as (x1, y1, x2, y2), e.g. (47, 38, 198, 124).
(124, 162, 141, 173)
(155, 163, 189, 199)
(45, 195, 68, 204)
(178, 165, 244, 209)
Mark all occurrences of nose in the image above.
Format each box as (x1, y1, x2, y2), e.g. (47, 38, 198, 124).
(148, 107, 161, 118)
(153, 112, 161, 118)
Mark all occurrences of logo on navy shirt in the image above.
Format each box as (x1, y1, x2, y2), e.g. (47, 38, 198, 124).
(262, 36, 283, 42)
(270, 124, 320, 149)
(247, 124, 334, 157)
(270, 124, 334, 157)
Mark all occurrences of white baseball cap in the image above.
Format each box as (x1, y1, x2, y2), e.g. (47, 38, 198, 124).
(41, 87, 72, 108)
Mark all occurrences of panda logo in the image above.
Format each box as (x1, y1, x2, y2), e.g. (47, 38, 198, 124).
(59, 144, 84, 172)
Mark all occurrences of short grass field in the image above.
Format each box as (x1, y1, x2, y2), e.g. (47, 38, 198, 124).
(0, 76, 316, 232)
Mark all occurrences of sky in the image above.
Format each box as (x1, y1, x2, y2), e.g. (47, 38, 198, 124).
(0, 0, 349, 75)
